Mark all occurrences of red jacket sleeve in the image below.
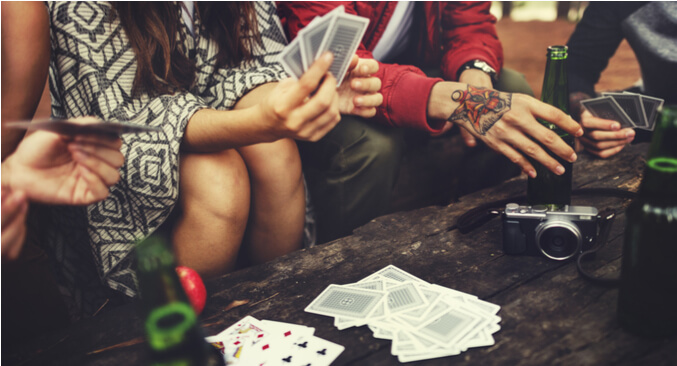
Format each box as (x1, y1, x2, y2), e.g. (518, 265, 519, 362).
(440, 2, 503, 81)
(277, 1, 445, 133)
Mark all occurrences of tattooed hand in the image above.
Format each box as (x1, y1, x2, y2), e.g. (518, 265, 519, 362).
(429, 82, 583, 178)
(448, 85, 511, 135)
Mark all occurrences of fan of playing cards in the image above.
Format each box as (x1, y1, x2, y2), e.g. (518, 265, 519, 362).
(581, 92, 664, 131)
(279, 6, 369, 87)
(206, 317, 344, 366)
(305, 265, 502, 363)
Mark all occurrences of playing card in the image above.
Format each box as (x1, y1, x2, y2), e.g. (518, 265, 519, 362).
(279, 37, 305, 79)
(275, 335, 345, 366)
(602, 92, 646, 127)
(415, 306, 482, 348)
(297, 9, 338, 70)
(375, 265, 428, 284)
(316, 10, 369, 86)
(640, 95, 664, 130)
(385, 282, 428, 314)
(581, 96, 635, 128)
(5, 119, 161, 136)
(305, 285, 385, 319)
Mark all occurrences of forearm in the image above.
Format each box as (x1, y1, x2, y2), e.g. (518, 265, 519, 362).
(427, 82, 466, 121)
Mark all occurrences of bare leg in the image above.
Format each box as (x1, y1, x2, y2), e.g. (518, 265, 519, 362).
(237, 138, 305, 264)
(172, 149, 250, 278)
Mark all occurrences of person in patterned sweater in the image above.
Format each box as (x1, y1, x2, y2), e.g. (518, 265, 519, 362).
(3, 1, 382, 320)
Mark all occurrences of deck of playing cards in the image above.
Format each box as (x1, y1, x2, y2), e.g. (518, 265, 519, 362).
(305, 265, 502, 363)
(206, 316, 344, 365)
(279, 6, 369, 86)
(581, 92, 664, 131)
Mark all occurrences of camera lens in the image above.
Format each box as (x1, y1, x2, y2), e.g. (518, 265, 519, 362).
(535, 221, 582, 260)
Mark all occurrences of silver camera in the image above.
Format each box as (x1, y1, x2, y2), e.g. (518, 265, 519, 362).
(502, 203, 599, 260)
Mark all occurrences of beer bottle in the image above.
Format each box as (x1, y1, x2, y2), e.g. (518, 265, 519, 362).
(617, 105, 677, 337)
(527, 45, 575, 209)
(136, 234, 224, 366)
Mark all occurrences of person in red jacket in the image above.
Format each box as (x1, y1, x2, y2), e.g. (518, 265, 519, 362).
(278, 2, 581, 244)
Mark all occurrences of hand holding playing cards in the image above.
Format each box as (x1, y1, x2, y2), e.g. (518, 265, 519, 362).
(1, 118, 124, 205)
(337, 55, 382, 118)
(578, 109, 635, 158)
(259, 52, 341, 142)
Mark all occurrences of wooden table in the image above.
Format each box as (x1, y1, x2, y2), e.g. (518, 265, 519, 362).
(6, 142, 677, 366)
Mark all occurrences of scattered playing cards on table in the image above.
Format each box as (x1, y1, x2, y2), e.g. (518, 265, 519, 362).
(305, 265, 502, 363)
(279, 6, 369, 86)
(581, 92, 664, 131)
(206, 316, 344, 366)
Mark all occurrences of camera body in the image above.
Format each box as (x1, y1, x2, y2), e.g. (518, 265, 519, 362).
(502, 203, 599, 260)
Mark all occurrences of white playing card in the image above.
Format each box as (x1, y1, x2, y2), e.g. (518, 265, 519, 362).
(305, 284, 385, 319)
(275, 335, 345, 366)
(375, 265, 429, 284)
(297, 9, 338, 70)
(279, 37, 305, 79)
(385, 282, 428, 314)
(316, 9, 369, 86)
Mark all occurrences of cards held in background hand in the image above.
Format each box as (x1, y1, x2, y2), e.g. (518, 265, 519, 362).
(580, 92, 664, 131)
(4, 118, 161, 136)
(305, 265, 502, 363)
(279, 6, 369, 87)
(206, 316, 343, 366)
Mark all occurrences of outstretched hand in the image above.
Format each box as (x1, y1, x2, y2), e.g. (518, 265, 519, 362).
(578, 109, 635, 158)
(337, 55, 382, 118)
(439, 84, 583, 178)
(2, 120, 125, 205)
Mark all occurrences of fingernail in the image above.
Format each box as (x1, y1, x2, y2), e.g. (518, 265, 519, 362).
(626, 130, 635, 138)
(611, 123, 620, 130)
(556, 165, 565, 175)
(355, 97, 363, 106)
(527, 169, 537, 178)
(354, 80, 362, 88)
(323, 52, 333, 62)
(569, 152, 577, 162)
(576, 128, 584, 137)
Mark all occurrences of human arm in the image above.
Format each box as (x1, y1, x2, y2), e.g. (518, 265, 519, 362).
(1, 188, 28, 261)
(1, 1, 51, 159)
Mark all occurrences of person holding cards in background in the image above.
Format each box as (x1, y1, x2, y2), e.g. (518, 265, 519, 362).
(11, 1, 380, 321)
(278, 2, 583, 243)
(568, 2, 677, 158)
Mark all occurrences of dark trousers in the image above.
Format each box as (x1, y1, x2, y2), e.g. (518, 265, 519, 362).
(300, 68, 533, 244)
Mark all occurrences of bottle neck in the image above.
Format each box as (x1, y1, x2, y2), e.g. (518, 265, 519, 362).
(541, 57, 569, 115)
(638, 106, 677, 203)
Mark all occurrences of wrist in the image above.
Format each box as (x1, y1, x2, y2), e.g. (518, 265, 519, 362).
(1, 158, 16, 192)
(427, 82, 462, 120)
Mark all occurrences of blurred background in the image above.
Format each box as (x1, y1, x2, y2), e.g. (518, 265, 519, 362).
(32, 1, 640, 119)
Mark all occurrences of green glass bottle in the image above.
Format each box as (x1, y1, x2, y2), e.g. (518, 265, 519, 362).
(136, 234, 224, 366)
(527, 45, 575, 209)
(617, 105, 677, 337)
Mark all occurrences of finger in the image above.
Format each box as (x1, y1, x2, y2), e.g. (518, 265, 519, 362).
(460, 128, 477, 147)
(355, 58, 379, 76)
(69, 142, 125, 168)
(354, 92, 383, 109)
(585, 144, 626, 159)
(580, 111, 622, 131)
(1, 195, 28, 260)
(579, 135, 632, 151)
(294, 73, 338, 125)
(71, 149, 122, 187)
(75, 165, 112, 204)
(496, 130, 567, 176)
(1, 191, 27, 228)
(351, 77, 381, 93)
(304, 103, 342, 141)
(347, 54, 359, 72)
(489, 139, 537, 178)
(349, 107, 377, 119)
(521, 120, 577, 164)
(283, 52, 334, 108)
(530, 99, 584, 137)
(586, 128, 635, 142)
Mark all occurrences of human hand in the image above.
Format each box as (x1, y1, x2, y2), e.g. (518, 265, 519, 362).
(433, 84, 583, 178)
(337, 55, 382, 118)
(1, 188, 28, 261)
(2, 118, 125, 205)
(578, 109, 635, 158)
(259, 52, 340, 141)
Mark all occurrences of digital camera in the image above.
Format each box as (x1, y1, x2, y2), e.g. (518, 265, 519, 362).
(502, 203, 599, 260)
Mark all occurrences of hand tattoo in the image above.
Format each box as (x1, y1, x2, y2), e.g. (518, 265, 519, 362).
(448, 85, 511, 135)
